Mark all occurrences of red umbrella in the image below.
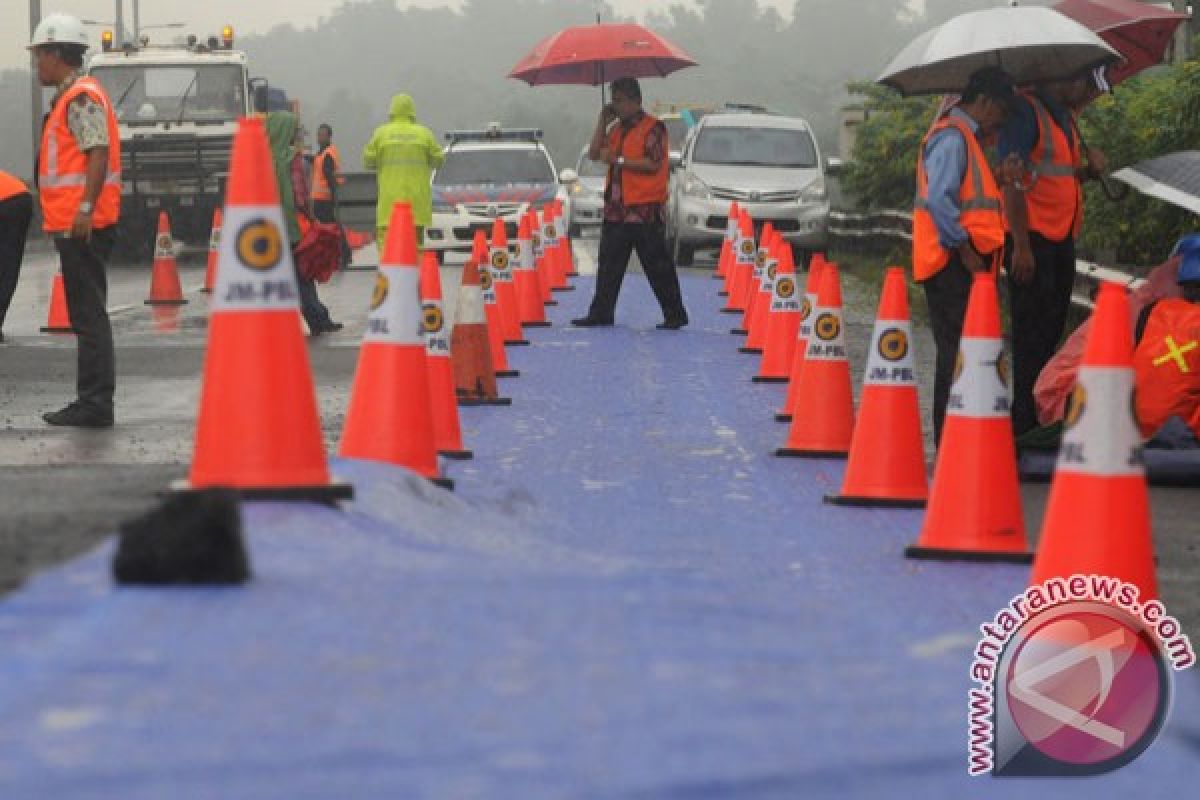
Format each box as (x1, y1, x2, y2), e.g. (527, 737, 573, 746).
(1054, 0, 1188, 86)
(508, 23, 697, 87)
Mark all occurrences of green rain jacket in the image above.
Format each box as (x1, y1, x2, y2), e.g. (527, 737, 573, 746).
(266, 111, 301, 246)
(362, 94, 444, 231)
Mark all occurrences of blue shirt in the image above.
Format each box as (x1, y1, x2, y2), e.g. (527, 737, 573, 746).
(922, 108, 979, 250)
(996, 91, 1076, 162)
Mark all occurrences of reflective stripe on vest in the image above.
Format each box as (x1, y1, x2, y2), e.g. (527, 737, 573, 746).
(1133, 298, 1200, 439)
(607, 114, 669, 207)
(39, 77, 122, 232)
(911, 115, 1005, 282)
(1021, 92, 1083, 240)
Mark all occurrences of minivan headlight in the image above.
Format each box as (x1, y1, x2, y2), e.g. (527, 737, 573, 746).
(683, 175, 711, 200)
(800, 183, 827, 203)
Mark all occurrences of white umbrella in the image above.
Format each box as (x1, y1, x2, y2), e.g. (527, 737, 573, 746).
(878, 6, 1121, 96)
(1113, 151, 1200, 215)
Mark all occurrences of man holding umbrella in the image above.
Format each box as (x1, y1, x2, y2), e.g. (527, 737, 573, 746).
(572, 77, 689, 330)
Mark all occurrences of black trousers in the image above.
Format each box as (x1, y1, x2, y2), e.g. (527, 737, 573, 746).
(922, 253, 974, 447)
(1005, 232, 1076, 436)
(55, 227, 116, 413)
(313, 199, 350, 266)
(0, 192, 33, 331)
(589, 220, 687, 323)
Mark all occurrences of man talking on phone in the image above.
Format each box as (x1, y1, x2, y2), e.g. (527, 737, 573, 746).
(572, 77, 689, 330)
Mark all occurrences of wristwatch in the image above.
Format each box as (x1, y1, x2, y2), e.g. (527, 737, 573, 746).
(616, 156, 626, 167)
(78, 201, 94, 215)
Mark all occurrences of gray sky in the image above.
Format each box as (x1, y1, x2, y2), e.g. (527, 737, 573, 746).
(1, 0, 796, 71)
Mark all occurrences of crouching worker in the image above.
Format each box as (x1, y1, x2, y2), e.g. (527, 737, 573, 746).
(1133, 235, 1200, 445)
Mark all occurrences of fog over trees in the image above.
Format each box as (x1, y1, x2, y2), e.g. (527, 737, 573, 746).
(0, 0, 998, 179)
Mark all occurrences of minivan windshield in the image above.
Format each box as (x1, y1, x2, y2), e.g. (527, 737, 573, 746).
(434, 148, 555, 186)
(692, 127, 817, 169)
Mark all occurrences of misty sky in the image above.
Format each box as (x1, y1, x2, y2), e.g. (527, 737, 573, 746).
(0, 0, 796, 71)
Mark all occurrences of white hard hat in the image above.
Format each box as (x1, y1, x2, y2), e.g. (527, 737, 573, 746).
(28, 13, 90, 50)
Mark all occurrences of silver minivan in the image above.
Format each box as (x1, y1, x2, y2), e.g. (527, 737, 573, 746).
(666, 112, 831, 266)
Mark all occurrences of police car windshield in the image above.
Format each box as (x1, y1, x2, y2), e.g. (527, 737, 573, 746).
(92, 64, 244, 124)
(434, 148, 555, 186)
(692, 127, 817, 169)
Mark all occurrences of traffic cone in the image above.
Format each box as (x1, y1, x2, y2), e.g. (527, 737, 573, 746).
(826, 267, 927, 507)
(146, 211, 187, 305)
(180, 116, 350, 501)
(201, 208, 222, 293)
(453, 250, 512, 407)
(489, 219, 529, 346)
(905, 272, 1029, 562)
(548, 201, 574, 290)
(721, 211, 755, 314)
(40, 272, 73, 333)
(1029, 282, 1155, 598)
(716, 202, 739, 286)
(515, 213, 551, 328)
(776, 263, 854, 458)
(420, 250, 472, 460)
(776, 260, 824, 421)
(739, 224, 779, 351)
(475, 230, 519, 378)
(534, 207, 557, 306)
(753, 244, 801, 383)
(555, 199, 579, 279)
(732, 222, 768, 335)
(340, 202, 452, 490)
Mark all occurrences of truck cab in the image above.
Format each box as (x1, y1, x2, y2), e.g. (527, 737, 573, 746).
(86, 28, 251, 260)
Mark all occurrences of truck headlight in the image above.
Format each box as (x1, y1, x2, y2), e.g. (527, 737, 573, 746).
(683, 175, 710, 200)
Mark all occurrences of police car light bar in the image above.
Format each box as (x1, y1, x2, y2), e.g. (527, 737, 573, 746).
(444, 128, 543, 143)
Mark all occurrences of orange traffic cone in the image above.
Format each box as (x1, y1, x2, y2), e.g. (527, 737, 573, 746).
(776, 263, 855, 457)
(474, 231, 519, 378)
(489, 220, 529, 346)
(515, 213, 551, 328)
(40, 272, 74, 333)
(753, 244, 801, 383)
(554, 199, 579, 279)
(1030, 281, 1156, 597)
(547, 201, 574, 290)
(180, 116, 350, 501)
(776, 260, 824, 421)
(534, 207, 557, 306)
(146, 211, 187, 305)
(721, 211, 755, 314)
(906, 272, 1029, 562)
(201, 207, 222, 293)
(740, 224, 779, 351)
(826, 267, 928, 507)
(420, 250, 473, 460)
(716, 201, 739, 286)
(733, 222, 770, 336)
(453, 249, 512, 407)
(340, 202, 452, 490)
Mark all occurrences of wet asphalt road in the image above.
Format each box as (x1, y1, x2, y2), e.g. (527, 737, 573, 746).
(0, 237, 1197, 635)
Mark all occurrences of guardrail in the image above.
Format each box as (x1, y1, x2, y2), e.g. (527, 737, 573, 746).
(828, 205, 1145, 310)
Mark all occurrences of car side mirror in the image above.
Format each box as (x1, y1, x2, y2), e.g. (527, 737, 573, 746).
(825, 156, 844, 176)
(559, 168, 578, 184)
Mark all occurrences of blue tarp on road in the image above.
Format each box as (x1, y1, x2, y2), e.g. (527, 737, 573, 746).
(0, 273, 1196, 798)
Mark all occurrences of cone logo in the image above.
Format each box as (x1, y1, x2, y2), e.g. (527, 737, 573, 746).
(777, 276, 796, 299)
(865, 321, 916, 386)
(532, 230, 543, 253)
(365, 266, 423, 344)
(814, 312, 840, 341)
(423, 300, 449, 356)
(490, 248, 513, 282)
(948, 338, 1010, 418)
(879, 328, 908, 361)
(212, 207, 298, 310)
(807, 306, 846, 361)
(1057, 367, 1144, 475)
(545, 221, 558, 242)
(738, 236, 755, 263)
(371, 273, 389, 310)
(480, 268, 494, 293)
(423, 303, 444, 334)
(155, 233, 172, 254)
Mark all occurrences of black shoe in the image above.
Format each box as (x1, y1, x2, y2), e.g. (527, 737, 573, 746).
(571, 316, 614, 327)
(43, 403, 114, 428)
(656, 317, 689, 330)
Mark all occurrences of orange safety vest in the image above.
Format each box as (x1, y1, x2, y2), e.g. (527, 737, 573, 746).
(38, 76, 122, 233)
(0, 170, 28, 202)
(1133, 298, 1200, 438)
(312, 144, 345, 202)
(607, 113, 669, 206)
(911, 114, 1005, 282)
(1016, 91, 1083, 242)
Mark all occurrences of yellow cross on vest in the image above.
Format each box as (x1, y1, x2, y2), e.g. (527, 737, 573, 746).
(1153, 335, 1199, 373)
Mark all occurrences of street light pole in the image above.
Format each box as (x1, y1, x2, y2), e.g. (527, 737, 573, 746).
(29, 0, 42, 180)
(115, 0, 125, 47)
(132, 0, 140, 41)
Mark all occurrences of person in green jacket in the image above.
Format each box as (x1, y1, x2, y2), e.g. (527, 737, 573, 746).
(362, 93, 444, 245)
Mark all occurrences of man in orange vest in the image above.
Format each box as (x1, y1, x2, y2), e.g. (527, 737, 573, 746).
(912, 67, 1020, 445)
(311, 123, 350, 268)
(0, 171, 33, 343)
(572, 77, 688, 330)
(999, 71, 1108, 436)
(29, 14, 122, 428)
